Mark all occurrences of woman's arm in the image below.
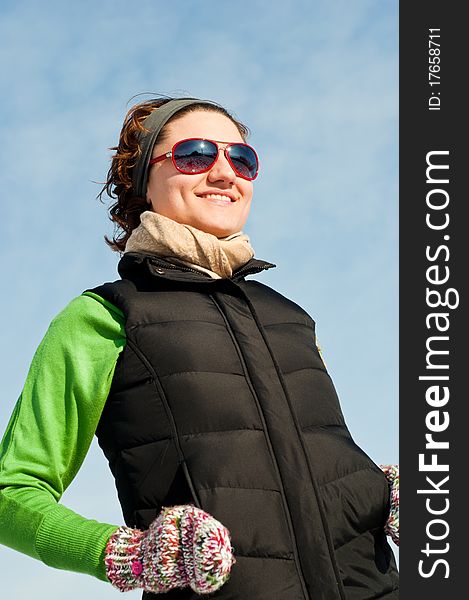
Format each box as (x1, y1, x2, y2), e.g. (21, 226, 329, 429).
(0, 292, 126, 581)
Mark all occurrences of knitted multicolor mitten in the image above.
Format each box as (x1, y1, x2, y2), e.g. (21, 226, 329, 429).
(380, 464, 399, 546)
(105, 504, 236, 594)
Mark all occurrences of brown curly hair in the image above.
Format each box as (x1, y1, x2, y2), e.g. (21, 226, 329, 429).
(98, 96, 251, 253)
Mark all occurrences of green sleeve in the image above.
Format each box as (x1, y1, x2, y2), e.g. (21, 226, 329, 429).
(0, 292, 126, 582)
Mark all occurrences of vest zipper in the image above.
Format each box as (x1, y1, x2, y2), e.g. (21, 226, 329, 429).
(230, 287, 348, 600)
(148, 257, 275, 279)
(151, 260, 211, 276)
(232, 262, 275, 279)
(209, 293, 310, 600)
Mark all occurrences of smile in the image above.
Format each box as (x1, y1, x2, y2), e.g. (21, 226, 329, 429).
(197, 193, 235, 204)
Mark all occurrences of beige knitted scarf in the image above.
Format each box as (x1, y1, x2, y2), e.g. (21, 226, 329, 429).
(124, 211, 255, 279)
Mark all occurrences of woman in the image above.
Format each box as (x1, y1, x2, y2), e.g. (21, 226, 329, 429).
(0, 96, 399, 598)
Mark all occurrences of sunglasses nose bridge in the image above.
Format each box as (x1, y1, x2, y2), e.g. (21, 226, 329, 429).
(213, 143, 231, 163)
(206, 143, 237, 179)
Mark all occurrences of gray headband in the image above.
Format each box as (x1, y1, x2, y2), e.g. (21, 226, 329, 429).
(132, 97, 221, 198)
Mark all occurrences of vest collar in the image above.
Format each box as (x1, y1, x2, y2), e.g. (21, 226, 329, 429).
(118, 252, 276, 284)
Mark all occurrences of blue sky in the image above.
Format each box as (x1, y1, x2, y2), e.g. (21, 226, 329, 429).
(0, 1, 398, 596)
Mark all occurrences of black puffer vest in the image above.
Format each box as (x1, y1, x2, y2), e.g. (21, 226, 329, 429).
(88, 252, 399, 600)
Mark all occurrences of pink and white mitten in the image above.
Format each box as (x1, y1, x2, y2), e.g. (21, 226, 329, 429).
(105, 503, 236, 594)
(380, 464, 399, 546)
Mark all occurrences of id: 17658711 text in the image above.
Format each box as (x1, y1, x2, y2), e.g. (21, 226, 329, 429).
(428, 28, 441, 111)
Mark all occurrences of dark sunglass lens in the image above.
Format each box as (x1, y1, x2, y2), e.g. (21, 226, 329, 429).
(173, 140, 217, 173)
(228, 145, 258, 179)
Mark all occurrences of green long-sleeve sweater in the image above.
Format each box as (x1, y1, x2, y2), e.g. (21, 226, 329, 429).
(0, 291, 127, 582)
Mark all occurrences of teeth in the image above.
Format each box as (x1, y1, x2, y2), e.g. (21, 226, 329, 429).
(201, 194, 233, 202)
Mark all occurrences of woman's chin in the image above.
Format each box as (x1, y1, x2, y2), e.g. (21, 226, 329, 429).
(192, 220, 239, 238)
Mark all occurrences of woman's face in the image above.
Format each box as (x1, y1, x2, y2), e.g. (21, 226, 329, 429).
(146, 110, 253, 238)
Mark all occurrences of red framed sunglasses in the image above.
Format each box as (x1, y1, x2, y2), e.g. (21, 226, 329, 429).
(149, 137, 259, 181)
